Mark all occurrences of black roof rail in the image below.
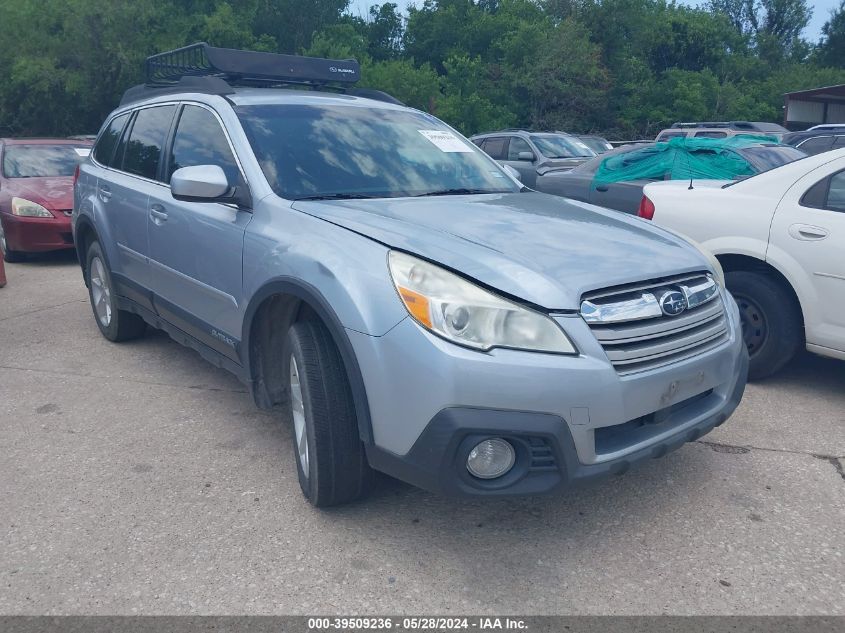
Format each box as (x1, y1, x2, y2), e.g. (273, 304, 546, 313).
(120, 43, 404, 106)
(670, 121, 760, 130)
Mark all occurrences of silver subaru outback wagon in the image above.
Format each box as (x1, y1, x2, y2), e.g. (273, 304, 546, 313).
(73, 45, 747, 506)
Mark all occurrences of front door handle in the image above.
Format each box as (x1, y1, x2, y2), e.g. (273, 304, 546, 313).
(98, 185, 112, 202)
(789, 223, 828, 241)
(595, 185, 609, 192)
(149, 204, 168, 224)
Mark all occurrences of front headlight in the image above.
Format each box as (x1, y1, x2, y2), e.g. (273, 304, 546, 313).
(388, 251, 577, 354)
(11, 197, 52, 218)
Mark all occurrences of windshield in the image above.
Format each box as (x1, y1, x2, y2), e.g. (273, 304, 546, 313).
(530, 135, 595, 159)
(2, 144, 91, 178)
(578, 137, 613, 154)
(738, 145, 805, 172)
(235, 104, 518, 199)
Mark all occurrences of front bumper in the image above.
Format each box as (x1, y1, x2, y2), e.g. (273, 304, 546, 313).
(1, 213, 74, 253)
(351, 289, 748, 497)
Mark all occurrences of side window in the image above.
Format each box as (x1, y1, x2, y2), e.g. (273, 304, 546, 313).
(168, 105, 240, 184)
(483, 137, 508, 160)
(798, 136, 834, 155)
(694, 131, 727, 138)
(828, 171, 845, 212)
(800, 169, 845, 212)
(833, 136, 845, 149)
(508, 137, 534, 161)
(93, 113, 129, 167)
(122, 105, 177, 181)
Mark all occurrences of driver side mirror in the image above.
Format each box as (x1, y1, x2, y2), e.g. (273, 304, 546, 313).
(171, 165, 251, 208)
(517, 151, 535, 162)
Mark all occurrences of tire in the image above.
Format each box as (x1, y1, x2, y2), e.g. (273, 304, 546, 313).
(283, 319, 373, 507)
(85, 241, 146, 342)
(726, 270, 802, 380)
(3, 248, 25, 263)
(0, 224, 25, 262)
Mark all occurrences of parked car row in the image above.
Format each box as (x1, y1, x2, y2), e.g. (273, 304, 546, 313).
(530, 137, 805, 215)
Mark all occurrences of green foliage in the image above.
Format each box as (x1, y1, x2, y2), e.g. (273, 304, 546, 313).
(817, 1, 845, 68)
(0, 0, 843, 139)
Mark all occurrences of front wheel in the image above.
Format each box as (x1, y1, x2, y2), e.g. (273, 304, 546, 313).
(726, 270, 802, 380)
(283, 319, 373, 507)
(0, 224, 25, 263)
(86, 241, 146, 342)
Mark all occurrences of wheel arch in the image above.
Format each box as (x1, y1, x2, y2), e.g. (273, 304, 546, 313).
(73, 215, 102, 286)
(242, 277, 374, 445)
(715, 252, 806, 329)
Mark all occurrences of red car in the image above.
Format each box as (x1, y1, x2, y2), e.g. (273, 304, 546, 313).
(0, 138, 93, 262)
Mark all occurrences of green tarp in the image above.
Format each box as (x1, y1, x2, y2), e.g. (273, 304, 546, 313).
(593, 135, 778, 187)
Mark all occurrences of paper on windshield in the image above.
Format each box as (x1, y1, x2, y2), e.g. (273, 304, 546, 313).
(418, 130, 473, 153)
(74, 148, 91, 157)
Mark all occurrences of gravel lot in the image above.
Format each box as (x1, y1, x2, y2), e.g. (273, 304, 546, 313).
(1, 253, 843, 615)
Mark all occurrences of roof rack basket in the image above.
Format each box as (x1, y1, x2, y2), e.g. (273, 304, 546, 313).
(120, 43, 407, 107)
(145, 42, 361, 86)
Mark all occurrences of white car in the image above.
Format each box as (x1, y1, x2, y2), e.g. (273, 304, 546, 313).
(640, 149, 845, 378)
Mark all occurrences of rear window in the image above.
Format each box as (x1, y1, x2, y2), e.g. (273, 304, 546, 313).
(94, 114, 129, 167)
(2, 144, 91, 178)
(738, 146, 805, 172)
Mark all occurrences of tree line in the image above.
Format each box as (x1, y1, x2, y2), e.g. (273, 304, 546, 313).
(1, 0, 844, 140)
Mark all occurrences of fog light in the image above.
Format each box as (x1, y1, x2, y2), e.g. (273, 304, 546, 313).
(466, 438, 515, 479)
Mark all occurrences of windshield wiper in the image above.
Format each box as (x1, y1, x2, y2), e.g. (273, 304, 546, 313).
(414, 188, 501, 197)
(294, 193, 382, 201)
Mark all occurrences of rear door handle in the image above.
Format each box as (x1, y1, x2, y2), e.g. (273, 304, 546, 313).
(789, 223, 829, 241)
(149, 204, 168, 224)
(595, 185, 609, 192)
(98, 185, 112, 202)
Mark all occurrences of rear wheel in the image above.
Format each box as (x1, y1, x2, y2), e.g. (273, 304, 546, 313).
(283, 319, 373, 507)
(86, 241, 146, 342)
(726, 270, 802, 380)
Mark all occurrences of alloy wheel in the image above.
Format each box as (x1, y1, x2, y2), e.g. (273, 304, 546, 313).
(89, 256, 113, 327)
(289, 356, 310, 478)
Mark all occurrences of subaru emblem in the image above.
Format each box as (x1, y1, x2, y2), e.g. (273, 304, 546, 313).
(659, 290, 687, 317)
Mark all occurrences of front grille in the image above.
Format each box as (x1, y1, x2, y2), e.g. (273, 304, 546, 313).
(582, 273, 730, 375)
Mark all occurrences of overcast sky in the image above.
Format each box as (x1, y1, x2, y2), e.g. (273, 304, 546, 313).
(347, 1, 840, 42)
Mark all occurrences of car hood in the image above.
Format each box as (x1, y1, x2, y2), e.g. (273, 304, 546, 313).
(2, 177, 74, 210)
(293, 192, 709, 310)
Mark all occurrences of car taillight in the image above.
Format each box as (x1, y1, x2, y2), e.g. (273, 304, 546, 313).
(638, 195, 655, 220)
(73, 164, 80, 187)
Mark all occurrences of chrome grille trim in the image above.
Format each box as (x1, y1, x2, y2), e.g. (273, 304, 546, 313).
(582, 273, 729, 375)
